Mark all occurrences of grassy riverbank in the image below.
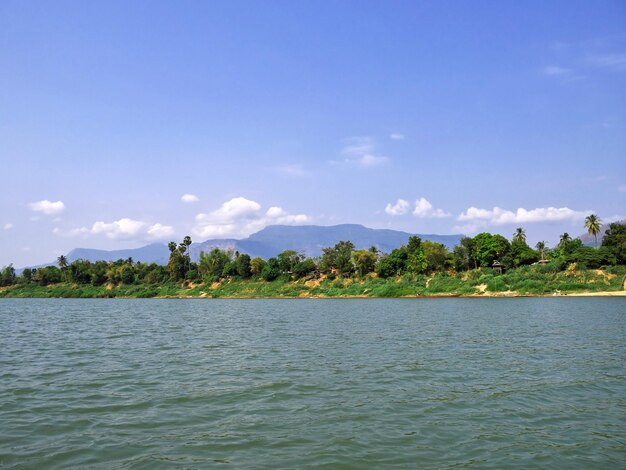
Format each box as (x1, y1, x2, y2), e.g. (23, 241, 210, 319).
(1, 266, 624, 298)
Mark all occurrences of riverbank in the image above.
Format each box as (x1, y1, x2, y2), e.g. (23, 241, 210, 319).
(1, 267, 624, 298)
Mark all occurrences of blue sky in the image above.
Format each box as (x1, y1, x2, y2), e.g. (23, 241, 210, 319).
(1, 0, 625, 267)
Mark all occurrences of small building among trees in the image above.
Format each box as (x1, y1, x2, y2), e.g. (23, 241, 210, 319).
(492, 260, 503, 275)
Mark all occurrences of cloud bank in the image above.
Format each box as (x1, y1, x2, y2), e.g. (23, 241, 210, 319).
(458, 206, 591, 225)
(194, 197, 310, 239)
(60, 218, 175, 240)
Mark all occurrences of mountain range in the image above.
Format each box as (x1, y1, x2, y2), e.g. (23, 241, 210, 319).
(51, 224, 463, 266)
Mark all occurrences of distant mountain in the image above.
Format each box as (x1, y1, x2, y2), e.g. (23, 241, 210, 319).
(66, 243, 170, 264)
(26, 224, 463, 270)
(190, 224, 463, 260)
(577, 219, 625, 246)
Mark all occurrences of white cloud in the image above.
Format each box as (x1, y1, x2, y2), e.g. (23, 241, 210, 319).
(181, 194, 199, 203)
(60, 217, 175, 240)
(266, 206, 287, 218)
(543, 65, 570, 76)
(276, 164, 306, 176)
(194, 197, 310, 239)
(359, 154, 389, 167)
(266, 206, 309, 224)
(587, 53, 626, 71)
(342, 137, 374, 156)
(91, 218, 146, 239)
(385, 199, 410, 216)
(3, 223, 13, 230)
(458, 206, 591, 226)
(29, 200, 65, 215)
(390, 133, 405, 140)
(198, 197, 262, 223)
(413, 197, 451, 218)
(147, 223, 175, 239)
(618, 184, 626, 192)
(340, 137, 389, 167)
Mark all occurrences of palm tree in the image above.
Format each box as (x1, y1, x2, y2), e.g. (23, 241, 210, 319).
(535, 241, 547, 261)
(57, 255, 68, 269)
(584, 214, 602, 247)
(183, 235, 193, 272)
(57, 255, 68, 282)
(512, 227, 527, 244)
(558, 232, 571, 247)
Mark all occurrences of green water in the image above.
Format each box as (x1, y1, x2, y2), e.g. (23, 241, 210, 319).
(1, 298, 624, 469)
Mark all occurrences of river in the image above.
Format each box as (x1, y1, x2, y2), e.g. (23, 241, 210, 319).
(1, 298, 624, 468)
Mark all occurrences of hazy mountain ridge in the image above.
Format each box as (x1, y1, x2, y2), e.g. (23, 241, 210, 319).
(29, 224, 463, 268)
(66, 243, 170, 264)
(191, 224, 462, 260)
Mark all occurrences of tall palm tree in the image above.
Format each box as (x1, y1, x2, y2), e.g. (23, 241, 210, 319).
(183, 235, 193, 272)
(57, 255, 68, 269)
(512, 227, 527, 244)
(535, 241, 547, 261)
(584, 214, 602, 247)
(57, 255, 68, 282)
(559, 232, 571, 247)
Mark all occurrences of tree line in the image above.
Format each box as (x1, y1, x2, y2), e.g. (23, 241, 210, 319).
(1, 216, 624, 288)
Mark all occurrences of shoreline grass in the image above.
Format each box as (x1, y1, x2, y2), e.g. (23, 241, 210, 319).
(1, 266, 624, 299)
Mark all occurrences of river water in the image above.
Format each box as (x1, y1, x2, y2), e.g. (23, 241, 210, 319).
(1, 298, 625, 469)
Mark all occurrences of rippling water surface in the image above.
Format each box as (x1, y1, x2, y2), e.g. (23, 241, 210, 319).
(1, 298, 625, 469)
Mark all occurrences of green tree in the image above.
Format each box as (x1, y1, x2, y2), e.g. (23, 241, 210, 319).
(57, 255, 68, 281)
(352, 249, 377, 277)
(535, 241, 548, 262)
(566, 245, 615, 269)
(601, 222, 626, 264)
(21, 267, 33, 283)
(503, 239, 539, 268)
(32, 266, 62, 285)
(250, 257, 266, 276)
(405, 236, 427, 274)
(512, 227, 526, 244)
(69, 259, 92, 284)
(320, 241, 354, 276)
(292, 258, 317, 278)
(261, 257, 281, 281)
(472, 233, 510, 268)
(277, 250, 301, 273)
(453, 237, 477, 271)
(234, 253, 252, 278)
(167, 236, 194, 281)
(422, 240, 450, 272)
(375, 248, 407, 278)
(90, 261, 108, 286)
(559, 232, 572, 247)
(199, 248, 232, 280)
(183, 235, 192, 270)
(0, 264, 16, 286)
(584, 214, 602, 247)
(120, 265, 135, 284)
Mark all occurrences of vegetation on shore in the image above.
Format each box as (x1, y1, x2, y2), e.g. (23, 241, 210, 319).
(1, 218, 624, 298)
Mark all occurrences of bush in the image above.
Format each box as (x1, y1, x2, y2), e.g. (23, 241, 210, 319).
(486, 277, 508, 292)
